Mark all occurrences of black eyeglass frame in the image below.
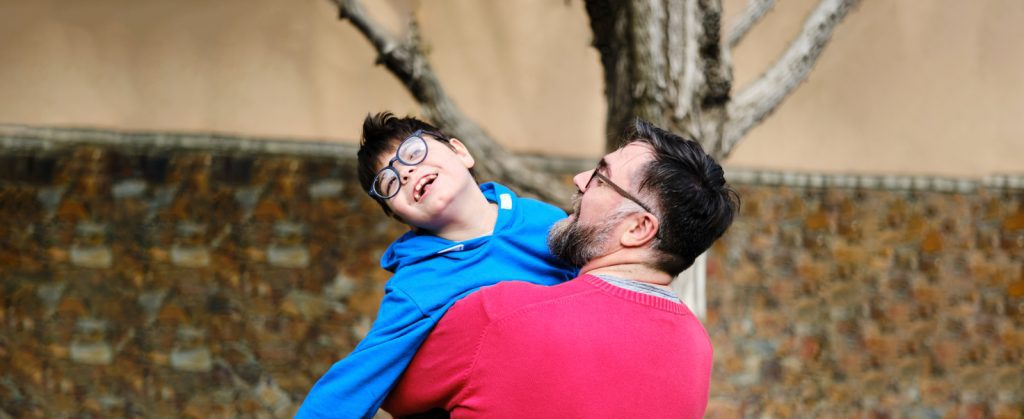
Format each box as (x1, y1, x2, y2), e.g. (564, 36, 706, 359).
(369, 129, 443, 199)
(585, 169, 662, 240)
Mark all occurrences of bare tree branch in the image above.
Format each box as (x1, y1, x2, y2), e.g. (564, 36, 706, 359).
(726, 0, 776, 49)
(334, 0, 573, 207)
(722, 0, 860, 157)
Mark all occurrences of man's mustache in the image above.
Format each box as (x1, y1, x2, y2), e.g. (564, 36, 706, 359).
(569, 192, 583, 218)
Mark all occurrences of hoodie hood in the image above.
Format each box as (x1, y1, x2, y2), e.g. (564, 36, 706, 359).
(381, 182, 515, 272)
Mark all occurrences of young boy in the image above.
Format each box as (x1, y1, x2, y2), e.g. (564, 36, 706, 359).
(296, 112, 576, 418)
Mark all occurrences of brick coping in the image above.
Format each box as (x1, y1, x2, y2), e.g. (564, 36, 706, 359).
(518, 157, 1024, 193)
(3, 124, 1023, 192)
(723, 169, 1024, 193)
(0, 124, 356, 158)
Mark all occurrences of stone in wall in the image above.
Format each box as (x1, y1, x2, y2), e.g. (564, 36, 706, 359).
(706, 184, 1024, 417)
(0, 145, 402, 417)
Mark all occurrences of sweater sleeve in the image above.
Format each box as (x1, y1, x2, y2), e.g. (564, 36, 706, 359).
(296, 286, 433, 419)
(382, 290, 493, 415)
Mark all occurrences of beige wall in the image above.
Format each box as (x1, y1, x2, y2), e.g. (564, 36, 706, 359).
(0, 0, 604, 158)
(724, 0, 1024, 176)
(1, 0, 1022, 176)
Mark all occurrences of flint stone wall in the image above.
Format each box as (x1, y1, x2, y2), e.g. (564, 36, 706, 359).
(705, 172, 1024, 419)
(0, 126, 1021, 418)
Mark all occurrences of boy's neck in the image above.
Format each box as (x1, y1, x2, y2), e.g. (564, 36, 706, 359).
(430, 187, 499, 242)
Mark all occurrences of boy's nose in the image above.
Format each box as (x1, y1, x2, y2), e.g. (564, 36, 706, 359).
(398, 164, 416, 182)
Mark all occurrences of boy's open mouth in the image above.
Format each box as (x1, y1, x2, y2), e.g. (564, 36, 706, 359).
(413, 173, 438, 202)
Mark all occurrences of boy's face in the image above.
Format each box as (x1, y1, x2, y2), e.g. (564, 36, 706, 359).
(375, 134, 477, 231)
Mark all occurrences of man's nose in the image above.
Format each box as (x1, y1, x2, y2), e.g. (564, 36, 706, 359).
(572, 171, 592, 192)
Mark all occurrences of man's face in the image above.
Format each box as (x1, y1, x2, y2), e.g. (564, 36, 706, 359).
(376, 135, 476, 231)
(548, 142, 655, 267)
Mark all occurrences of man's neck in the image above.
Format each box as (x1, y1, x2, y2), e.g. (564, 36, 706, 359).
(431, 187, 499, 242)
(582, 263, 674, 291)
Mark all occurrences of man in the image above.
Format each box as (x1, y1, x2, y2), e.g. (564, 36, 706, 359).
(381, 118, 740, 418)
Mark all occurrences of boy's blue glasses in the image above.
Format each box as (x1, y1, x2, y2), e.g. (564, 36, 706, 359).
(370, 130, 439, 199)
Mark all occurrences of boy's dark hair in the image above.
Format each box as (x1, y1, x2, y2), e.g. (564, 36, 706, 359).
(627, 118, 740, 276)
(357, 112, 455, 217)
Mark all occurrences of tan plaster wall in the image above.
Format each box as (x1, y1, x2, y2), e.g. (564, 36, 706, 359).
(1, 0, 1022, 176)
(0, 0, 411, 139)
(723, 0, 1024, 177)
(0, 0, 604, 158)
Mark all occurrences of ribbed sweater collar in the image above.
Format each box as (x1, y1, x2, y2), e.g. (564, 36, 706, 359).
(580, 274, 692, 315)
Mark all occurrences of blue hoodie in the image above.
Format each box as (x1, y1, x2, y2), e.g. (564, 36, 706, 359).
(297, 182, 577, 418)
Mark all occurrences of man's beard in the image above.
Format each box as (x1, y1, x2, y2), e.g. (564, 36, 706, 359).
(547, 194, 623, 268)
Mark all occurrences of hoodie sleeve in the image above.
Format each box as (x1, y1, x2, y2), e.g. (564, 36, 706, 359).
(296, 285, 433, 419)
(382, 287, 493, 415)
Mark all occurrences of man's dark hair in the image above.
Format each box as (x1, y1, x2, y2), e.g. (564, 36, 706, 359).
(356, 111, 454, 217)
(627, 118, 740, 276)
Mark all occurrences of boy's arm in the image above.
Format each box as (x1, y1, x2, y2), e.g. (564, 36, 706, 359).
(296, 286, 432, 419)
(383, 289, 491, 415)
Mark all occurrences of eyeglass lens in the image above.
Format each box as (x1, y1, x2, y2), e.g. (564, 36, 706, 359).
(397, 137, 427, 164)
(373, 135, 429, 198)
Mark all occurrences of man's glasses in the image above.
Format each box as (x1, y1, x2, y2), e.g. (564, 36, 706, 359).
(370, 130, 440, 199)
(585, 168, 661, 239)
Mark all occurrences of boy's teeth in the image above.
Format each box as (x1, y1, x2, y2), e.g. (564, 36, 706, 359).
(414, 174, 435, 202)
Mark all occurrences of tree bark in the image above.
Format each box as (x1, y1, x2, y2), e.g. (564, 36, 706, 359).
(585, 0, 859, 159)
(585, 0, 636, 149)
(726, 0, 776, 49)
(586, 0, 732, 155)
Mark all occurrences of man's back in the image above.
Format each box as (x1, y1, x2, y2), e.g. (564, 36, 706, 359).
(384, 274, 713, 418)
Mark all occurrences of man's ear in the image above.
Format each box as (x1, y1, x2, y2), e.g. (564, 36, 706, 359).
(448, 138, 476, 169)
(621, 212, 659, 248)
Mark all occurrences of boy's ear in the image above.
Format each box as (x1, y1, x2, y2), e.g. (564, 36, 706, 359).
(448, 138, 475, 169)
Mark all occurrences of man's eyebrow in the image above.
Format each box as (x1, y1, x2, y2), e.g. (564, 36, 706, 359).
(596, 158, 609, 175)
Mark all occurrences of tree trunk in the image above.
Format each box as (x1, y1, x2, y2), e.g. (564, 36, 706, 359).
(586, 0, 732, 156)
(585, 0, 859, 159)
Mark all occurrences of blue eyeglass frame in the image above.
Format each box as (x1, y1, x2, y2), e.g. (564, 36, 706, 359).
(369, 129, 442, 199)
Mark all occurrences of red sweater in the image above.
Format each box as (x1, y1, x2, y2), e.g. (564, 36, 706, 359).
(383, 274, 713, 418)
